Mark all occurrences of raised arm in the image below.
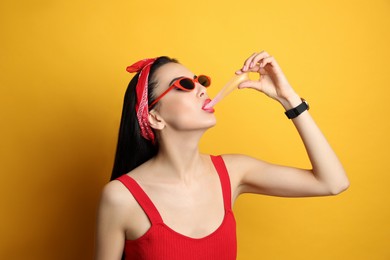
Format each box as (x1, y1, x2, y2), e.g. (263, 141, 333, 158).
(227, 51, 349, 198)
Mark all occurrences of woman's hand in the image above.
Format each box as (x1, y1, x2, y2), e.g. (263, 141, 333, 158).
(236, 51, 301, 109)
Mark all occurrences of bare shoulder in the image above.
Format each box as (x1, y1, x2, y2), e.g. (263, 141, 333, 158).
(99, 179, 137, 217)
(96, 179, 141, 258)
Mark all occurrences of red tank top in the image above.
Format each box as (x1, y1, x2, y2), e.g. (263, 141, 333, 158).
(116, 155, 237, 260)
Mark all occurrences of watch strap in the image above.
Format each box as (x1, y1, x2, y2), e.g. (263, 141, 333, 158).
(284, 98, 309, 119)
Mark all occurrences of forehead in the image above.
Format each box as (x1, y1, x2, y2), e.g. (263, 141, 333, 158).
(153, 62, 194, 88)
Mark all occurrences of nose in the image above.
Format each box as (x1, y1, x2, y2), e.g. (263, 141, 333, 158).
(197, 84, 208, 98)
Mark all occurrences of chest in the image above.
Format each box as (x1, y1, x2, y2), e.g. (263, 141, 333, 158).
(127, 175, 226, 239)
(156, 176, 225, 235)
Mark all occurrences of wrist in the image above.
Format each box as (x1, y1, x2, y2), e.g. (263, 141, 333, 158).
(284, 98, 310, 119)
(279, 93, 302, 110)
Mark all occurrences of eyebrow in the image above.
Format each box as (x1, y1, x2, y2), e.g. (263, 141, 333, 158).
(168, 75, 197, 87)
(168, 77, 183, 87)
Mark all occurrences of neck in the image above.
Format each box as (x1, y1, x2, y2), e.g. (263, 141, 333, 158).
(153, 130, 207, 183)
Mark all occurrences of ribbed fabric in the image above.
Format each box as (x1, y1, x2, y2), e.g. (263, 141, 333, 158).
(116, 155, 237, 260)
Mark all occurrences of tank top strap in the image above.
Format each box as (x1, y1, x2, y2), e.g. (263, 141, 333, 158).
(210, 155, 232, 210)
(116, 174, 163, 225)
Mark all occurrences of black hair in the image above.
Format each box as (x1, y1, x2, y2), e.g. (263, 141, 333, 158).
(110, 56, 178, 181)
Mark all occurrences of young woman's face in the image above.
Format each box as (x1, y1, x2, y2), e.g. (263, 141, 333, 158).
(151, 62, 216, 132)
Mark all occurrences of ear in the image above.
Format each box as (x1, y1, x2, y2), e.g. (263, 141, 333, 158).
(148, 111, 165, 130)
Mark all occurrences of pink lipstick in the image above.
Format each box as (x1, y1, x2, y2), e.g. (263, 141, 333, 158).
(202, 99, 215, 113)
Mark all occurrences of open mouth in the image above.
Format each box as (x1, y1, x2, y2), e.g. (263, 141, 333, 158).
(202, 99, 215, 113)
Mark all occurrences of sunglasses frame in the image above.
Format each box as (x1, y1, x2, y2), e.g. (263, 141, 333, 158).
(148, 75, 211, 109)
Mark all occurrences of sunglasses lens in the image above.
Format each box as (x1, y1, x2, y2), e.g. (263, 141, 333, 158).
(179, 78, 195, 90)
(198, 75, 211, 87)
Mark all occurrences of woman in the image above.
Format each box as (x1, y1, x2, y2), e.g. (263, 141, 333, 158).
(95, 51, 349, 260)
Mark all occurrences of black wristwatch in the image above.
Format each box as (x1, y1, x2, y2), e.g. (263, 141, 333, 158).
(284, 98, 309, 119)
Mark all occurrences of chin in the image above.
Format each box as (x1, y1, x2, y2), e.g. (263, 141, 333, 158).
(204, 117, 217, 129)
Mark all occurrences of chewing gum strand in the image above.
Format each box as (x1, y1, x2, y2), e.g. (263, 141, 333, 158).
(204, 72, 250, 109)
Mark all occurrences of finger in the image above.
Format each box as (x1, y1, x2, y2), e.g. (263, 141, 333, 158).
(237, 50, 272, 73)
(249, 51, 271, 69)
(259, 56, 276, 68)
(259, 56, 285, 77)
(236, 63, 268, 75)
(241, 52, 258, 72)
(235, 69, 243, 75)
(237, 63, 258, 72)
(236, 64, 259, 75)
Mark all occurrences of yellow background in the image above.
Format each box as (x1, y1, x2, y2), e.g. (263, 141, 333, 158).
(1, 0, 389, 259)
